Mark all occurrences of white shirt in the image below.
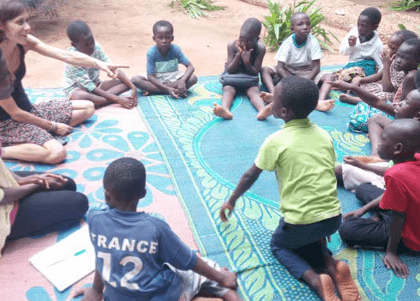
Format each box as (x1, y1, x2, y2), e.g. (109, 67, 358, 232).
(274, 34, 322, 70)
(340, 26, 384, 70)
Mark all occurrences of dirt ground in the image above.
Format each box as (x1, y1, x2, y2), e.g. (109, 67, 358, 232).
(23, 0, 420, 88)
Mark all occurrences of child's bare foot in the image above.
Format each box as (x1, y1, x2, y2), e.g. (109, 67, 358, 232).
(260, 91, 274, 104)
(339, 94, 360, 105)
(256, 104, 272, 120)
(352, 155, 385, 164)
(333, 261, 361, 301)
(142, 90, 150, 96)
(316, 99, 335, 112)
(213, 103, 233, 120)
(320, 274, 342, 301)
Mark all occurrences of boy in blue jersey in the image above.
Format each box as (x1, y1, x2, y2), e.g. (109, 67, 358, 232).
(75, 157, 241, 301)
(131, 20, 197, 98)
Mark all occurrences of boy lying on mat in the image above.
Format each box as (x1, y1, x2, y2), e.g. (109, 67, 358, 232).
(75, 157, 242, 301)
(220, 76, 360, 301)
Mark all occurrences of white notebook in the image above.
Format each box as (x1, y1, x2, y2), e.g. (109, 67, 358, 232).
(29, 225, 95, 292)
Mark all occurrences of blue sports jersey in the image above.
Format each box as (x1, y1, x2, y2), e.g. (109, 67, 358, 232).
(88, 208, 197, 301)
(146, 44, 190, 75)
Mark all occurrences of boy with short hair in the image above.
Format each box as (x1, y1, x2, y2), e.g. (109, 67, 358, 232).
(131, 20, 197, 98)
(213, 17, 268, 120)
(63, 20, 137, 109)
(260, 12, 335, 113)
(219, 76, 360, 301)
(339, 119, 420, 279)
(335, 7, 383, 82)
(76, 157, 241, 301)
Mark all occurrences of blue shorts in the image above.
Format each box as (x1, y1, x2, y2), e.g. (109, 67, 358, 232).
(270, 215, 342, 279)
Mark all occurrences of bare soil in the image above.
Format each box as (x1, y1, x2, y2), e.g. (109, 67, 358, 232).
(23, 0, 420, 88)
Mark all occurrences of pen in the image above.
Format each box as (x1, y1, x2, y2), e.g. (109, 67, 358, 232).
(49, 249, 87, 267)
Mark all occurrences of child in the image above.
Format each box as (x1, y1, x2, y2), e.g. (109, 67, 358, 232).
(219, 76, 360, 301)
(63, 21, 137, 109)
(213, 18, 268, 120)
(339, 119, 420, 279)
(260, 12, 335, 113)
(75, 157, 241, 301)
(335, 7, 383, 83)
(131, 20, 197, 98)
(330, 46, 420, 156)
(340, 30, 418, 105)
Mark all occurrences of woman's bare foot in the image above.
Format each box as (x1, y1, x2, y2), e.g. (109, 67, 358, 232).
(256, 104, 272, 120)
(260, 91, 274, 104)
(320, 274, 342, 301)
(316, 99, 335, 112)
(213, 103, 233, 120)
(339, 94, 361, 105)
(333, 261, 361, 301)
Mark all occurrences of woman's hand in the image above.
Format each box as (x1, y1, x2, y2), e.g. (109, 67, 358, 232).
(98, 62, 129, 79)
(54, 122, 73, 136)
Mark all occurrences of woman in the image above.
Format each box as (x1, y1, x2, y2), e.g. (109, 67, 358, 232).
(0, 0, 125, 164)
(0, 46, 88, 256)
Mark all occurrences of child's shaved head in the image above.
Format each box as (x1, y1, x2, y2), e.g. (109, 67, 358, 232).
(386, 119, 420, 154)
(291, 12, 309, 25)
(67, 20, 92, 43)
(240, 17, 262, 38)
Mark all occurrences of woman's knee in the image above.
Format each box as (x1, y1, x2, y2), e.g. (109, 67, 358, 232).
(43, 141, 67, 164)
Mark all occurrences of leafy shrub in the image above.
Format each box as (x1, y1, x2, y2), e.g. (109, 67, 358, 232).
(262, 0, 338, 51)
(170, 0, 224, 19)
(389, 0, 420, 12)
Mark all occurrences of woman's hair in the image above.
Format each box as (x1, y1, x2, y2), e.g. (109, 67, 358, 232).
(0, 0, 26, 42)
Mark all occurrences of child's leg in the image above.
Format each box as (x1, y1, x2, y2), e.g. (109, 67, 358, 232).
(185, 74, 198, 89)
(69, 88, 111, 108)
(315, 73, 335, 112)
(99, 79, 130, 95)
(246, 86, 270, 120)
(260, 66, 277, 94)
(69, 100, 95, 126)
(213, 85, 236, 119)
(131, 74, 162, 94)
(339, 94, 362, 105)
(324, 256, 360, 301)
(367, 114, 392, 156)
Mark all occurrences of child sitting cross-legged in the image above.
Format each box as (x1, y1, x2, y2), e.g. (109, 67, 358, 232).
(131, 20, 197, 98)
(339, 119, 420, 279)
(219, 76, 360, 301)
(74, 157, 242, 301)
(213, 18, 268, 120)
(260, 12, 335, 115)
(63, 21, 138, 109)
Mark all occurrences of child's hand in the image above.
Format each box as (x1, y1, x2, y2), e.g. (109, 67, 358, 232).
(351, 76, 363, 87)
(240, 48, 253, 65)
(383, 251, 409, 278)
(131, 89, 138, 106)
(380, 50, 394, 67)
(343, 156, 364, 168)
(234, 40, 244, 53)
(100, 62, 129, 79)
(166, 87, 180, 99)
(327, 79, 353, 91)
(348, 36, 357, 47)
(55, 122, 73, 136)
(343, 208, 366, 220)
(177, 80, 187, 98)
(219, 267, 238, 290)
(220, 202, 235, 222)
(73, 286, 103, 301)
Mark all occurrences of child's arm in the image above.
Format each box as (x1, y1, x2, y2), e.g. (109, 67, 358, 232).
(352, 71, 383, 87)
(305, 59, 321, 80)
(73, 270, 104, 301)
(340, 28, 358, 55)
(147, 74, 180, 98)
(275, 61, 292, 79)
(383, 210, 409, 278)
(193, 256, 238, 290)
(329, 80, 395, 115)
(399, 70, 416, 102)
(343, 193, 383, 220)
(380, 51, 394, 92)
(220, 164, 263, 221)
(241, 43, 266, 76)
(343, 156, 388, 176)
(225, 41, 244, 74)
(177, 61, 195, 97)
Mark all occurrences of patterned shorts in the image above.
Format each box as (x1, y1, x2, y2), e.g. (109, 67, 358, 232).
(0, 99, 72, 146)
(167, 258, 229, 301)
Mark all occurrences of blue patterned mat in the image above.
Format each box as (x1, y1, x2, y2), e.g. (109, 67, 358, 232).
(139, 76, 420, 301)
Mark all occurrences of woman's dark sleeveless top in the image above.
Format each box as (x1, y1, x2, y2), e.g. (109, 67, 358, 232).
(0, 44, 32, 121)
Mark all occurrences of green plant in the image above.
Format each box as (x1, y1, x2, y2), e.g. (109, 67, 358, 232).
(262, 0, 338, 52)
(389, 0, 420, 12)
(20, 0, 66, 17)
(170, 0, 224, 19)
(397, 23, 420, 35)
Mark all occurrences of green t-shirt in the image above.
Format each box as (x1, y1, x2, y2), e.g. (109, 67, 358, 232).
(255, 118, 341, 224)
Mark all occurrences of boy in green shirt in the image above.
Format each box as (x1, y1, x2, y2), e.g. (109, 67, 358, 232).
(219, 76, 360, 301)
